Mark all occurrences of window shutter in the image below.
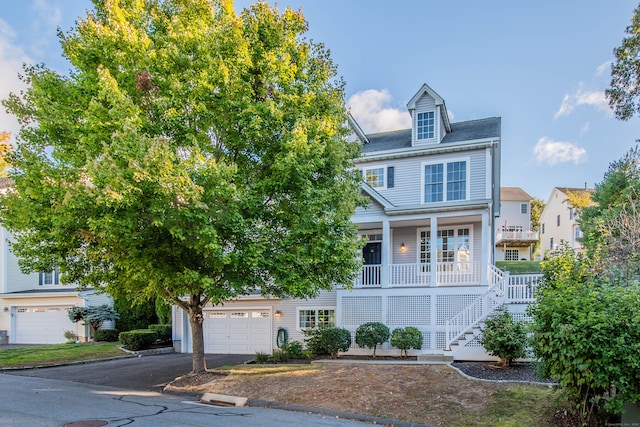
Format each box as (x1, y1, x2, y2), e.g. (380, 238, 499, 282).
(387, 166, 394, 188)
(38, 272, 42, 286)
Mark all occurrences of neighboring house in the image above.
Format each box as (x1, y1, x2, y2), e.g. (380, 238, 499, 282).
(494, 187, 538, 261)
(0, 178, 113, 344)
(172, 83, 538, 360)
(539, 187, 594, 255)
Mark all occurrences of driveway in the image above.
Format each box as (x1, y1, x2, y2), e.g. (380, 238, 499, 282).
(3, 352, 250, 392)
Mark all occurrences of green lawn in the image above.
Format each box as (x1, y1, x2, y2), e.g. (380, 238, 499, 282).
(496, 261, 542, 274)
(0, 342, 127, 368)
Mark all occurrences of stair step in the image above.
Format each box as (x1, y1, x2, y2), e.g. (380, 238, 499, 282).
(417, 354, 454, 362)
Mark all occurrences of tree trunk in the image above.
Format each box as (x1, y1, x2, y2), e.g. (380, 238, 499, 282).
(170, 292, 210, 374)
(187, 299, 207, 374)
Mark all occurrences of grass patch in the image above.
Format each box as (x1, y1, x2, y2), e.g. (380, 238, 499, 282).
(457, 384, 559, 426)
(0, 342, 127, 368)
(496, 261, 542, 274)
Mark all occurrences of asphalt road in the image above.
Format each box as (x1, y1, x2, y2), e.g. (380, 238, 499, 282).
(3, 352, 250, 392)
(0, 374, 374, 426)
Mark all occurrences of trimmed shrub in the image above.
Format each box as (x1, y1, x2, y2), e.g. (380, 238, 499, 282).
(355, 322, 390, 357)
(119, 329, 158, 351)
(304, 327, 352, 358)
(480, 308, 527, 367)
(148, 324, 171, 342)
(390, 326, 423, 357)
(94, 328, 120, 342)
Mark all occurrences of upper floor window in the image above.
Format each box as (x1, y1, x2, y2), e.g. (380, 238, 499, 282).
(417, 111, 435, 140)
(364, 167, 385, 189)
(569, 208, 575, 220)
(423, 160, 467, 203)
(39, 268, 60, 286)
(521, 203, 528, 214)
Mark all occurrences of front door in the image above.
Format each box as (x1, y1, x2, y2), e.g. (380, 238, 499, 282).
(362, 242, 382, 285)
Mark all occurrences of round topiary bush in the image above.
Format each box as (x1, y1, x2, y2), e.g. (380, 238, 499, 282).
(355, 322, 390, 357)
(390, 326, 423, 357)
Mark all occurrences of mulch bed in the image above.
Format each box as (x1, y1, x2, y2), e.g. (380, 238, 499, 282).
(453, 361, 555, 383)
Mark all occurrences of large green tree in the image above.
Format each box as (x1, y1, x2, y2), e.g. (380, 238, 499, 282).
(0, 0, 363, 373)
(607, 3, 640, 120)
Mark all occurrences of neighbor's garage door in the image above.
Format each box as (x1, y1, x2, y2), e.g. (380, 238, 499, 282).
(14, 306, 75, 344)
(203, 310, 271, 354)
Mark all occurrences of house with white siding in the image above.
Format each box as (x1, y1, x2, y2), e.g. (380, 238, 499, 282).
(495, 187, 538, 261)
(539, 186, 594, 256)
(173, 83, 537, 360)
(0, 177, 113, 344)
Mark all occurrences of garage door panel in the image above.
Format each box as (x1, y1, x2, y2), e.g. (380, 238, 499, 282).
(204, 310, 271, 354)
(15, 306, 75, 344)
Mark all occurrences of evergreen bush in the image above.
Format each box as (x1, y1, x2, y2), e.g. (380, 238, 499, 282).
(355, 322, 390, 357)
(119, 329, 158, 351)
(390, 326, 423, 357)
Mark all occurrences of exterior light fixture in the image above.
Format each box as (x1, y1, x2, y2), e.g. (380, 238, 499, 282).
(400, 242, 406, 252)
(275, 310, 283, 318)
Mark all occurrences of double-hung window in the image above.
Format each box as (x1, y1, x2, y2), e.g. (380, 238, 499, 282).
(298, 308, 335, 329)
(364, 167, 385, 189)
(417, 111, 435, 140)
(39, 268, 60, 286)
(423, 160, 468, 203)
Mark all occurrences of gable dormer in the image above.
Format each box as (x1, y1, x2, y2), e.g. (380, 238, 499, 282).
(406, 83, 452, 146)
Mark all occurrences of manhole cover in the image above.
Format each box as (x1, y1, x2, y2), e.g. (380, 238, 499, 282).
(64, 421, 108, 427)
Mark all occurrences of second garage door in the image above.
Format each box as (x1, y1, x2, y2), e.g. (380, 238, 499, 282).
(14, 306, 75, 344)
(203, 310, 271, 354)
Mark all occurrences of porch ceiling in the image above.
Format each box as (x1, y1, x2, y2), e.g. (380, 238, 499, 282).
(358, 216, 483, 230)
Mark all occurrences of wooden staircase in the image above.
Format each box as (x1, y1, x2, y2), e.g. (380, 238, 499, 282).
(444, 266, 508, 357)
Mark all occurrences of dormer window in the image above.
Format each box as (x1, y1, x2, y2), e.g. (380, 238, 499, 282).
(417, 111, 435, 140)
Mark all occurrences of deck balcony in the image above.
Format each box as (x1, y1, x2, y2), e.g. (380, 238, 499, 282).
(495, 229, 538, 247)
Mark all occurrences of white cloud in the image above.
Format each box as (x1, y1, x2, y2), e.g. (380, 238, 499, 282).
(29, 0, 63, 57)
(554, 86, 610, 119)
(347, 89, 411, 133)
(533, 137, 587, 165)
(580, 122, 591, 136)
(0, 18, 31, 142)
(596, 61, 611, 76)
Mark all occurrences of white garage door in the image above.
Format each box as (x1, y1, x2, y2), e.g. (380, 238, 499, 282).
(204, 310, 271, 354)
(14, 306, 75, 344)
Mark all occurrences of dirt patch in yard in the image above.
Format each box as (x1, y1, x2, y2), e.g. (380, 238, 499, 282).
(166, 363, 560, 426)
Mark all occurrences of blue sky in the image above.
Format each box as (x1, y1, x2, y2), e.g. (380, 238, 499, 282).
(2, 1, 640, 200)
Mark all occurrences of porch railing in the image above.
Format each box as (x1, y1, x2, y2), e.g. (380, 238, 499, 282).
(506, 273, 542, 303)
(354, 262, 484, 288)
(495, 230, 538, 241)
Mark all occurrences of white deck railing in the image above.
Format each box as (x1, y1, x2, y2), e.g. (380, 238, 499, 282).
(496, 230, 539, 241)
(354, 262, 484, 288)
(506, 273, 542, 303)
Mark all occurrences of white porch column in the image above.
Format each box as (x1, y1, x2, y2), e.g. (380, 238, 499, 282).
(481, 210, 489, 286)
(430, 216, 438, 286)
(381, 219, 390, 288)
